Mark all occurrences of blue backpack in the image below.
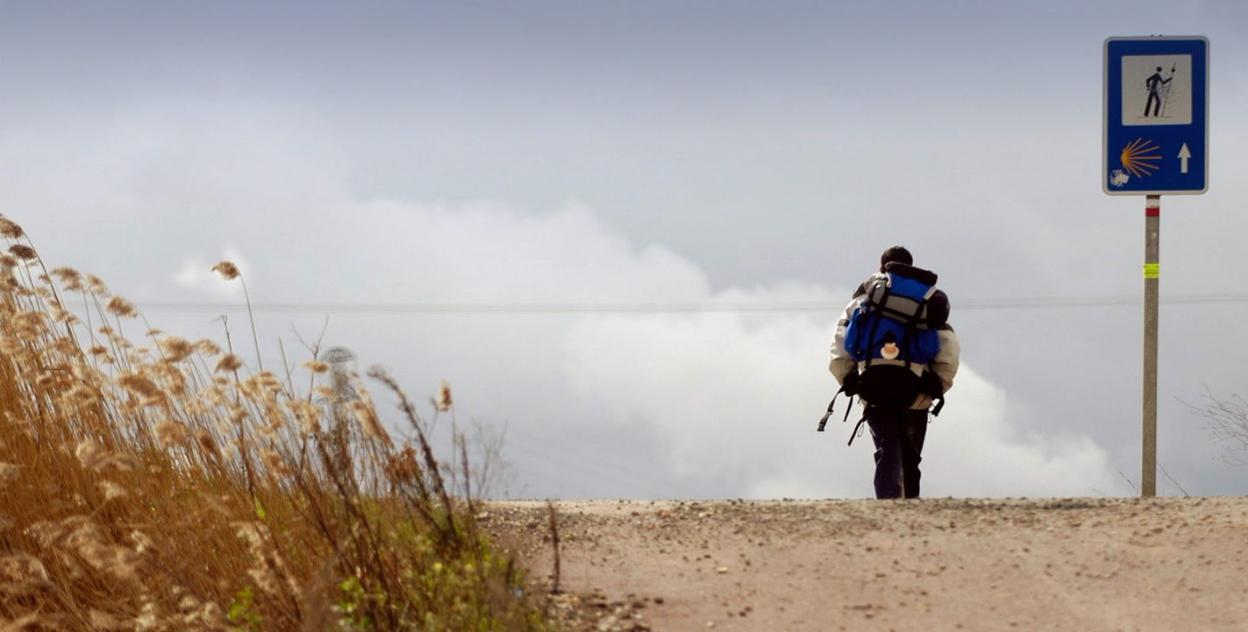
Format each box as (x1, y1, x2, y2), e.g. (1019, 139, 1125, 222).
(843, 263, 945, 412)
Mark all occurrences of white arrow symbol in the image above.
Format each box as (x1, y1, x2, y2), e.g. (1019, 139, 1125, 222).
(1178, 143, 1192, 174)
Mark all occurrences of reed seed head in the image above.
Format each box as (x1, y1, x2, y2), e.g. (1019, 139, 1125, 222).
(130, 530, 156, 555)
(0, 217, 24, 238)
(154, 421, 189, 447)
(24, 521, 64, 548)
(105, 296, 138, 318)
(287, 399, 321, 434)
(158, 336, 195, 363)
(8, 244, 37, 261)
(351, 400, 390, 444)
(215, 354, 243, 372)
(195, 431, 221, 459)
(0, 462, 18, 484)
(50, 267, 84, 292)
(134, 601, 159, 630)
(118, 374, 164, 402)
(0, 554, 50, 585)
(86, 274, 109, 295)
(261, 448, 289, 476)
(195, 338, 223, 356)
(99, 480, 127, 501)
(211, 261, 240, 280)
(89, 610, 127, 630)
(75, 440, 107, 470)
(436, 380, 454, 412)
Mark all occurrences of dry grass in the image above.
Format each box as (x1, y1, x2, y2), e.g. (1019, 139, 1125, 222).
(0, 215, 547, 630)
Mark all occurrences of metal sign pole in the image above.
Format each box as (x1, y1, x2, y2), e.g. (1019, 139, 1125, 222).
(1142, 195, 1160, 497)
(1106, 36, 1207, 497)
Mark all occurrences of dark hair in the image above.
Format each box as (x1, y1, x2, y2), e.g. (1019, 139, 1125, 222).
(880, 246, 913, 272)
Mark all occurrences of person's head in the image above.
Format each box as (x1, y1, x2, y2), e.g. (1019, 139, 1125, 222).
(1156, 66, 1163, 72)
(880, 246, 913, 272)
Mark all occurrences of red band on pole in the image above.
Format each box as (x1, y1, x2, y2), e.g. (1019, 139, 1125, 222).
(1146, 197, 1160, 217)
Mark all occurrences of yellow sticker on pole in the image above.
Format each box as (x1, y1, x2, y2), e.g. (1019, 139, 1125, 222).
(1144, 263, 1160, 279)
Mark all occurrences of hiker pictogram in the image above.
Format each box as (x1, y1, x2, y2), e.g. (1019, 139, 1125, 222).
(1118, 53, 1193, 128)
(1143, 65, 1175, 118)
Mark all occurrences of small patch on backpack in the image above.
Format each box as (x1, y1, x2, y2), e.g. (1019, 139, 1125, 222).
(881, 342, 900, 360)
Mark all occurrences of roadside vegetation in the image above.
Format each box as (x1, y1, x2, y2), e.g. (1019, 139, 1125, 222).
(0, 215, 547, 630)
(1195, 391, 1248, 467)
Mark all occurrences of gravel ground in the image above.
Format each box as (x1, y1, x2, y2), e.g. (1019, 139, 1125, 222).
(482, 497, 1248, 631)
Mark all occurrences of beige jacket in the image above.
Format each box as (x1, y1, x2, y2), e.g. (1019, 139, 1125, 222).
(828, 289, 961, 410)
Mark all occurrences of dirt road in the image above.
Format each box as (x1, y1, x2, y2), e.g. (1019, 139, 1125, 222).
(484, 497, 1248, 631)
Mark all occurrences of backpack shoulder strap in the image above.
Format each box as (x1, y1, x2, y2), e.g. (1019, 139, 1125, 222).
(862, 279, 890, 369)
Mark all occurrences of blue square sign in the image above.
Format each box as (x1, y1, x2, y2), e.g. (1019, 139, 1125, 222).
(1104, 36, 1209, 195)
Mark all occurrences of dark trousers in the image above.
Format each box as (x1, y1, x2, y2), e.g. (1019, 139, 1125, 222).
(1145, 92, 1162, 117)
(866, 406, 929, 499)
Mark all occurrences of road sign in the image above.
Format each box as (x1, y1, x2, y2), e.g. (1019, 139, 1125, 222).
(1104, 36, 1209, 195)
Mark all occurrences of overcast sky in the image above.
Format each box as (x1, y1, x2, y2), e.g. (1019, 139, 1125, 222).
(3, 1, 1247, 498)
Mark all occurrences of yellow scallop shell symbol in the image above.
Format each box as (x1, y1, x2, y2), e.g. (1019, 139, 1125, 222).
(1120, 138, 1162, 178)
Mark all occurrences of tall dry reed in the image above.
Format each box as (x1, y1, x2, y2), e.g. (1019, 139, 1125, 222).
(0, 215, 545, 630)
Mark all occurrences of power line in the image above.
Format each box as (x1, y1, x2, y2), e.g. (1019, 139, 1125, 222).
(129, 293, 1248, 315)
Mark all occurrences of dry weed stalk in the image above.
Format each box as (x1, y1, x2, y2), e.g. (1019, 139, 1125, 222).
(0, 216, 544, 630)
(1192, 390, 1248, 465)
(546, 501, 561, 595)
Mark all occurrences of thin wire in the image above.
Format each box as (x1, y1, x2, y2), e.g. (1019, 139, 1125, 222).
(129, 293, 1248, 315)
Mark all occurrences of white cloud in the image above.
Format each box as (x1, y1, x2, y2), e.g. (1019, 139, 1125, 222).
(562, 297, 1120, 499)
(922, 369, 1120, 498)
(2, 102, 1127, 498)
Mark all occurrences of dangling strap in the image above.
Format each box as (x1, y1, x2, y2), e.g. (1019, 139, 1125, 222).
(847, 413, 868, 446)
(817, 387, 844, 432)
(819, 386, 861, 432)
